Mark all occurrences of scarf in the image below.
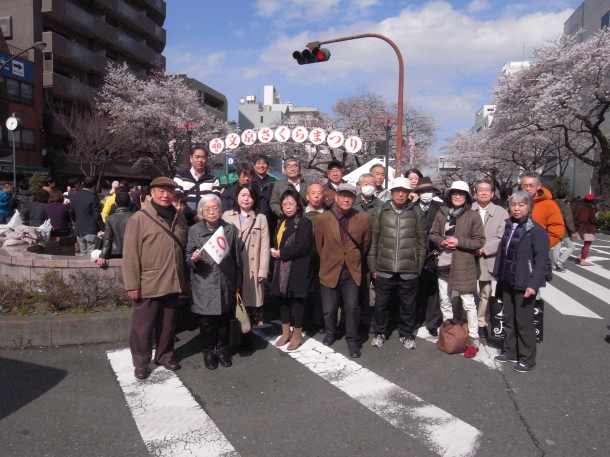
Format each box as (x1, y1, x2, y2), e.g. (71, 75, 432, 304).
(274, 216, 300, 296)
(151, 200, 176, 227)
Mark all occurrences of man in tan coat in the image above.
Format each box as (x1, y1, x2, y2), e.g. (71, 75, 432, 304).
(123, 177, 188, 379)
(314, 183, 372, 358)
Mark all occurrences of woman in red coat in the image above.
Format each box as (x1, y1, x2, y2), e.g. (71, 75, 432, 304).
(574, 194, 598, 266)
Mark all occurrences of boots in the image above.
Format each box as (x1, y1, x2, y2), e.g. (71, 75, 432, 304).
(287, 327, 303, 350)
(275, 323, 292, 346)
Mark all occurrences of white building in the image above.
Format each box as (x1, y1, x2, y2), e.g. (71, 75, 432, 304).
(473, 104, 496, 133)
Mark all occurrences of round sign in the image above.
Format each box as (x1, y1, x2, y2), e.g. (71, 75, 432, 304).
(292, 126, 308, 143)
(258, 127, 274, 144)
(309, 128, 326, 145)
(274, 126, 291, 142)
(344, 136, 363, 153)
(241, 129, 257, 146)
(326, 131, 345, 148)
(209, 138, 225, 155)
(225, 133, 241, 149)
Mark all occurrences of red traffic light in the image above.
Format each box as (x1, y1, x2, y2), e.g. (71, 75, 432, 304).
(292, 47, 331, 65)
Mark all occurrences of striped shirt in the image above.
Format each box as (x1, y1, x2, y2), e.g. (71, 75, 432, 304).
(174, 167, 220, 211)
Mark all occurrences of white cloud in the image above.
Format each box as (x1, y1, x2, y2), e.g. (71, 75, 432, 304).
(467, 0, 491, 13)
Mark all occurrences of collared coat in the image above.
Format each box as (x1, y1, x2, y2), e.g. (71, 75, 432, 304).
(186, 220, 242, 315)
(429, 205, 485, 293)
(314, 208, 372, 288)
(122, 205, 188, 298)
(269, 177, 311, 217)
(222, 210, 270, 308)
(471, 201, 509, 281)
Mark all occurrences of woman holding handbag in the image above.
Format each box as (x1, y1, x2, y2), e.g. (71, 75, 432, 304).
(186, 194, 242, 370)
(493, 190, 549, 373)
(222, 183, 270, 326)
(270, 189, 314, 351)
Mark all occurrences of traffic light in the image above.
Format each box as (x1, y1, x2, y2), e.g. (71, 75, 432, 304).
(292, 47, 331, 65)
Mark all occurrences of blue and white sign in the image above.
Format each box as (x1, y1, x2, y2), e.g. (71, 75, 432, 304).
(227, 155, 236, 166)
(0, 51, 34, 82)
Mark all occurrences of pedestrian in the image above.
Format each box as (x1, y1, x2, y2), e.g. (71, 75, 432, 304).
(354, 173, 384, 214)
(368, 177, 428, 350)
(269, 158, 311, 217)
(187, 194, 242, 370)
(519, 171, 564, 248)
(252, 154, 277, 235)
(12, 180, 35, 215)
(123, 177, 188, 379)
(574, 194, 598, 267)
(96, 191, 134, 267)
(221, 162, 268, 215)
(471, 179, 509, 338)
(552, 189, 577, 272)
(41, 176, 55, 194)
(172, 191, 197, 226)
(69, 177, 105, 256)
(0, 182, 15, 224)
(404, 168, 423, 203)
(222, 183, 270, 326)
(321, 160, 346, 210)
(174, 145, 221, 211)
(271, 189, 315, 351)
(413, 177, 446, 336)
(102, 181, 128, 222)
(493, 190, 549, 373)
(22, 188, 49, 227)
(314, 183, 371, 358)
(429, 181, 485, 358)
(370, 164, 390, 202)
(45, 189, 71, 237)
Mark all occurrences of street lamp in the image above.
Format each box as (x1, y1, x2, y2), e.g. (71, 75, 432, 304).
(0, 41, 47, 73)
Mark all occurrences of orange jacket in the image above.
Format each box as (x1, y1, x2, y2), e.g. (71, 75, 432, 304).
(532, 187, 564, 248)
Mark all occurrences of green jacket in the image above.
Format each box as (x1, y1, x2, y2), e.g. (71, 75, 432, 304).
(368, 201, 428, 274)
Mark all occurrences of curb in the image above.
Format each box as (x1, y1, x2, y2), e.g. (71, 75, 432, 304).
(0, 310, 131, 348)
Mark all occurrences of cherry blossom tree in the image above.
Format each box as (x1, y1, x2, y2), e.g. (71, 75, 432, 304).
(492, 28, 610, 208)
(97, 64, 227, 177)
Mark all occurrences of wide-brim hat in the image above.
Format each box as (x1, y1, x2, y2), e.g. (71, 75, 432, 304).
(389, 177, 413, 191)
(413, 177, 438, 193)
(445, 180, 472, 198)
(150, 177, 178, 189)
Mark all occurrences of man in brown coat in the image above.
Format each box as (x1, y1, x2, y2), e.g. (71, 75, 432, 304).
(314, 183, 372, 358)
(123, 177, 188, 379)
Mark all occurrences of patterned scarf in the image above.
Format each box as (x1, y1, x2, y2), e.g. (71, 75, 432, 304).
(274, 216, 300, 296)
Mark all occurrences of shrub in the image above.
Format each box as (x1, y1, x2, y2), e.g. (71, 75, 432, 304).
(36, 270, 75, 311)
(0, 275, 29, 313)
(69, 271, 114, 309)
(597, 212, 610, 231)
(103, 276, 131, 308)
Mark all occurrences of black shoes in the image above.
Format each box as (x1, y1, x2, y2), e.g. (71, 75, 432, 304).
(322, 334, 336, 347)
(427, 328, 438, 337)
(203, 351, 219, 370)
(348, 342, 361, 358)
(134, 367, 149, 379)
(217, 351, 232, 367)
(155, 360, 181, 371)
(478, 327, 489, 338)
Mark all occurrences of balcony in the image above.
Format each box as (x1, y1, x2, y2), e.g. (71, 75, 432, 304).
(96, 0, 166, 47)
(42, 32, 109, 74)
(43, 72, 96, 103)
(41, 0, 164, 68)
(132, 0, 166, 20)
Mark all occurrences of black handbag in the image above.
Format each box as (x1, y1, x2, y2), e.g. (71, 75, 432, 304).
(422, 250, 439, 274)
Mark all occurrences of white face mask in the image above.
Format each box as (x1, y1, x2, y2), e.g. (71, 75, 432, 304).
(419, 192, 434, 204)
(361, 186, 375, 197)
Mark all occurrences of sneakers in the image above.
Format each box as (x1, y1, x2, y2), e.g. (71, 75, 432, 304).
(399, 337, 416, 349)
(513, 363, 534, 373)
(371, 334, 386, 347)
(554, 260, 566, 272)
(494, 355, 518, 363)
(464, 346, 479, 358)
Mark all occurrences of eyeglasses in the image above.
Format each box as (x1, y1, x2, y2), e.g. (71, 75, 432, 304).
(285, 164, 300, 169)
(281, 201, 297, 207)
(450, 193, 466, 198)
(202, 206, 220, 214)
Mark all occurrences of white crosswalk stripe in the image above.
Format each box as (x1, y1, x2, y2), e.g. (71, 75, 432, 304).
(557, 269, 610, 305)
(542, 284, 602, 319)
(254, 328, 482, 457)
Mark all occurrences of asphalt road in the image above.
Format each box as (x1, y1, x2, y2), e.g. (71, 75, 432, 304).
(2, 235, 610, 457)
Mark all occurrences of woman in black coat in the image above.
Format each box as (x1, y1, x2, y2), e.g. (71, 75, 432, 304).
(493, 190, 549, 373)
(270, 188, 314, 350)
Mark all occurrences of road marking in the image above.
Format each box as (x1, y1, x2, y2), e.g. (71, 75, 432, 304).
(558, 270, 610, 305)
(416, 327, 501, 370)
(568, 255, 610, 281)
(107, 349, 239, 457)
(255, 329, 481, 457)
(542, 285, 602, 319)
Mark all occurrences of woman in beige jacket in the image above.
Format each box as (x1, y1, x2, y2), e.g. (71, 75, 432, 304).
(222, 183, 270, 325)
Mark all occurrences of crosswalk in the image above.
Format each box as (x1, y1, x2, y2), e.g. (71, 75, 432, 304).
(106, 236, 610, 457)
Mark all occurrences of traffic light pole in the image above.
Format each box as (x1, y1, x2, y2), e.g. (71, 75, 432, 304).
(306, 33, 405, 176)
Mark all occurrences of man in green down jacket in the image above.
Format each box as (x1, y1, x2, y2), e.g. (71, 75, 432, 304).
(368, 177, 428, 350)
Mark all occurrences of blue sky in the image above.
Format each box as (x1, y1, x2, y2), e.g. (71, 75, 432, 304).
(164, 0, 582, 155)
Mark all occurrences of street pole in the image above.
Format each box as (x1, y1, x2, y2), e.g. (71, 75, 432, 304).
(0, 41, 47, 73)
(384, 123, 391, 189)
(11, 131, 16, 191)
(306, 33, 405, 175)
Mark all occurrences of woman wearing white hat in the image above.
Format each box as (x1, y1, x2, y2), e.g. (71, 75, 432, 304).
(429, 181, 485, 358)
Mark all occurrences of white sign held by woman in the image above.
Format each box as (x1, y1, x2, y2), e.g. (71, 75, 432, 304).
(202, 226, 227, 264)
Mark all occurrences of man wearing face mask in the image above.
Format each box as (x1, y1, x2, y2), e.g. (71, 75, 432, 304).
(354, 173, 384, 215)
(413, 177, 446, 336)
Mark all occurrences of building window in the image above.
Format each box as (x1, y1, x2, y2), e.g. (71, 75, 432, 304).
(0, 76, 34, 106)
(5, 129, 35, 150)
(602, 11, 609, 29)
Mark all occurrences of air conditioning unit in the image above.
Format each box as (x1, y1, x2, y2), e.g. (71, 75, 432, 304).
(0, 17, 12, 39)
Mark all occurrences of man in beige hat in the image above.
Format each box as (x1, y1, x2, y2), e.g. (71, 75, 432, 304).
(123, 177, 188, 379)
